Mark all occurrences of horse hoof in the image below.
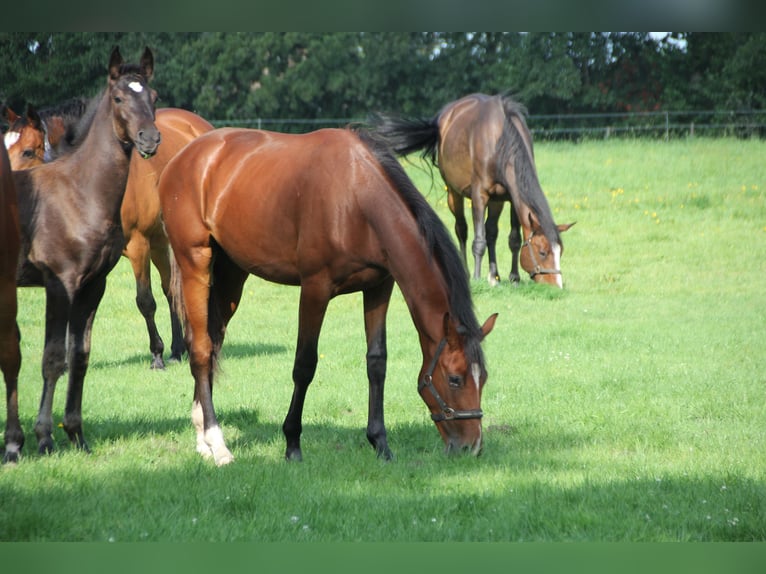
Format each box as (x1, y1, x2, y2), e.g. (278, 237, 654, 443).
(150, 356, 166, 370)
(285, 449, 303, 462)
(2, 451, 20, 464)
(509, 273, 520, 284)
(38, 441, 55, 455)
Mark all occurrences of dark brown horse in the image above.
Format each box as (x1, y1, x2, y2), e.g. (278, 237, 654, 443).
(0, 141, 22, 463)
(13, 47, 160, 456)
(372, 93, 574, 287)
(5, 104, 211, 368)
(159, 127, 497, 466)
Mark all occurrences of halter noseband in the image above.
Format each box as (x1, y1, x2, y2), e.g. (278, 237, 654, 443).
(523, 230, 561, 279)
(418, 338, 484, 423)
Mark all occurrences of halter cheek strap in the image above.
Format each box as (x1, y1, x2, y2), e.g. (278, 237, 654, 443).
(523, 231, 561, 279)
(418, 338, 484, 422)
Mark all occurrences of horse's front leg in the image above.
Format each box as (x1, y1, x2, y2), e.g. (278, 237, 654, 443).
(125, 233, 166, 369)
(35, 282, 70, 454)
(485, 200, 503, 286)
(151, 234, 185, 363)
(508, 205, 522, 284)
(63, 274, 110, 452)
(1, 282, 22, 463)
(363, 277, 395, 460)
(283, 280, 331, 462)
(470, 186, 488, 281)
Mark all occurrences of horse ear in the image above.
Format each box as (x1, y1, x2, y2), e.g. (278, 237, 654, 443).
(558, 221, 576, 233)
(109, 46, 123, 80)
(26, 104, 42, 130)
(5, 106, 19, 123)
(140, 47, 154, 80)
(442, 313, 461, 349)
(527, 212, 541, 231)
(480, 313, 498, 340)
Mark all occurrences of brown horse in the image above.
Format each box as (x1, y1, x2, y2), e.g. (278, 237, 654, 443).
(122, 108, 213, 368)
(159, 127, 497, 466)
(3, 98, 89, 169)
(372, 93, 574, 287)
(13, 46, 160, 456)
(4, 104, 212, 368)
(0, 142, 22, 463)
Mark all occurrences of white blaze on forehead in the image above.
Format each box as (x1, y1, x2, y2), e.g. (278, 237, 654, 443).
(128, 81, 144, 93)
(553, 243, 563, 288)
(471, 363, 482, 391)
(4, 131, 20, 149)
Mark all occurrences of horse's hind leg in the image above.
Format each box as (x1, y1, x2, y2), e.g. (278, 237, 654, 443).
(183, 244, 244, 466)
(283, 278, 332, 462)
(447, 189, 468, 268)
(1, 283, 23, 463)
(35, 282, 70, 454)
(508, 205, 522, 283)
(62, 274, 109, 452)
(125, 235, 166, 369)
(363, 276, 395, 460)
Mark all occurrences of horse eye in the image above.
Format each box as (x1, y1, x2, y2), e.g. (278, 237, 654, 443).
(22, 149, 36, 158)
(448, 375, 463, 388)
(114, 96, 123, 104)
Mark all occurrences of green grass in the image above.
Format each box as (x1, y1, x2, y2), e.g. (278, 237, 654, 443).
(2, 137, 765, 541)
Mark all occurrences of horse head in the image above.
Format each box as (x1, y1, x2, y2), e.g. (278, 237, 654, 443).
(520, 213, 575, 288)
(419, 312, 497, 455)
(108, 46, 161, 159)
(3, 104, 46, 170)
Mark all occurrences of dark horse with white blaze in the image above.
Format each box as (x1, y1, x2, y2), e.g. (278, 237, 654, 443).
(372, 93, 574, 287)
(11, 47, 160, 458)
(159, 127, 497, 466)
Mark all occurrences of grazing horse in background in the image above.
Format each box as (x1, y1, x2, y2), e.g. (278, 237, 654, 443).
(159, 127, 497, 466)
(122, 107, 213, 368)
(3, 98, 89, 169)
(5, 103, 211, 368)
(0, 143, 22, 463)
(13, 46, 160, 457)
(372, 93, 574, 287)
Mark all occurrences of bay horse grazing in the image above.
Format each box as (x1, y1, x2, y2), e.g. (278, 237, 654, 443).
(4, 104, 212, 368)
(159, 127, 498, 466)
(122, 108, 213, 369)
(3, 98, 89, 169)
(13, 47, 160, 456)
(0, 143, 22, 463)
(372, 93, 574, 287)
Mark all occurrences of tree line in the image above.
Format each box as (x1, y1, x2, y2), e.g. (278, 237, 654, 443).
(2, 32, 764, 131)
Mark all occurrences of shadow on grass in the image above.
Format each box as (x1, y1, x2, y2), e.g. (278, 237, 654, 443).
(89, 341, 290, 370)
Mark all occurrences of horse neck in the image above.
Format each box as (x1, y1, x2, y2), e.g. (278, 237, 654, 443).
(67, 91, 132, 209)
(375, 220, 452, 348)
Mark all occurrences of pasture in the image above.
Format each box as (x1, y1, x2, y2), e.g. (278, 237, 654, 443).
(1, 137, 764, 542)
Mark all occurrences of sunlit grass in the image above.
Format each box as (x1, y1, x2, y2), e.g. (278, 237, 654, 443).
(2, 137, 764, 541)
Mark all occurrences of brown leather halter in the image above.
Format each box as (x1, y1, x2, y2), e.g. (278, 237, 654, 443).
(523, 230, 561, 279)
(418, 338, 484, 422)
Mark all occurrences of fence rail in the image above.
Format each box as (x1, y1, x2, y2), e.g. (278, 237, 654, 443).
(210, 110, 766, 140)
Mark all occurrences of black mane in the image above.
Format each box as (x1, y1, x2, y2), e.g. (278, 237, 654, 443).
(496, 94, 561, 247)
(354, 128, 487, 368)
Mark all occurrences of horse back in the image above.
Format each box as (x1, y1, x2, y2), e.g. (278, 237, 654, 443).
(159, 127, 398, 284)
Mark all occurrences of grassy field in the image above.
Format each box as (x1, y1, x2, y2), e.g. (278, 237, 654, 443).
(1, 137, 764, 542)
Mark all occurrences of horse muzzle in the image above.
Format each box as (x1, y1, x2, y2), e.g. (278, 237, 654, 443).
(136, 129, 161, 159)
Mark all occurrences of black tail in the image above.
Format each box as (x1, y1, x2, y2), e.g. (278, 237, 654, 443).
(369, 113, 440, 163)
